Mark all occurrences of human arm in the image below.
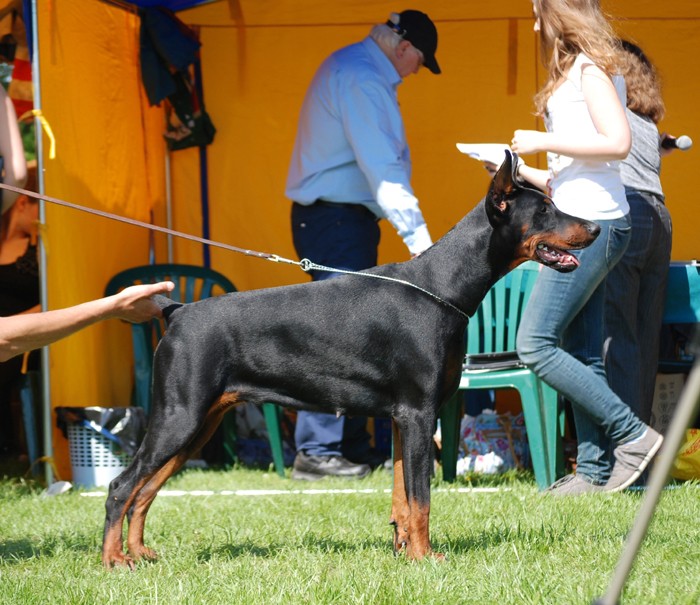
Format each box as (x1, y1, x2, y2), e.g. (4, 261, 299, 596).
(515, 162, 550, 192)
(0, 85, 27, 211)
(511, 63, 631, 161)
(0, 281, 175, 362)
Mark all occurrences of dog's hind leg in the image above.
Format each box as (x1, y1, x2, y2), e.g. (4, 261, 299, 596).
(102, 393, 239, 569)
(125, 393, 241, 562)
(102, 468, 152, 569)
(390, 420, 410, 554)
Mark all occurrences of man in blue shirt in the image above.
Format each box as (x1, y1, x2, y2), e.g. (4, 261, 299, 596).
(285, 10, 441, 480)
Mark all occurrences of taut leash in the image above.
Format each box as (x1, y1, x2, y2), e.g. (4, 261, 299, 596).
(0, 182, 469, 320)
(0, 182, 298, 267)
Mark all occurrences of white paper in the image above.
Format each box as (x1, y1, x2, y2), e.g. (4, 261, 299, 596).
(455, 143, 511, 166)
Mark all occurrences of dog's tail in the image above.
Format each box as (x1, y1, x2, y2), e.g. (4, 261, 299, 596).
(153, 294, 183, 324)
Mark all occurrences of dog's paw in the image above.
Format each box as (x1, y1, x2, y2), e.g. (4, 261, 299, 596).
(102, 551, 136, 571)
(130, 545, 159, 562)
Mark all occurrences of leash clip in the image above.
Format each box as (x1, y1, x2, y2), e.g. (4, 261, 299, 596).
(299, 258, 314, 272)
(267, 254, 303, 267)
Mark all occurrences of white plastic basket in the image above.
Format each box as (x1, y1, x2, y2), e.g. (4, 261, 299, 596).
(67, 423, 132, 487)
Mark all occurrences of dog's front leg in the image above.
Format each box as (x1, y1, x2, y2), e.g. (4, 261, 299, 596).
(394, 415, 444, 560)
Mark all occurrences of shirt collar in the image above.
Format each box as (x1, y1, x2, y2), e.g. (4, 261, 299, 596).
(361, 37, 402, 87)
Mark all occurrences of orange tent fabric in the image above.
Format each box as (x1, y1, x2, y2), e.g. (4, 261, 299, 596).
(34, 1, 700, 478)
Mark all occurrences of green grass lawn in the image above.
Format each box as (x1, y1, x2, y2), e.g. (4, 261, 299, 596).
(1, 466, 699, 604)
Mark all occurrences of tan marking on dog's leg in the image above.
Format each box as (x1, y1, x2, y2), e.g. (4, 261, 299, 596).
(102, 477, 152, 569)
(390, 421, 410, 554)
(403, 499, 445, 561)
(126, 393, 243, 561)
(126, 453, 190, 560)
(406, 499, 443, 561)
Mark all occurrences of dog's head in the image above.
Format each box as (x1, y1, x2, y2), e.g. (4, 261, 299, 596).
(484, 150, 600, 272)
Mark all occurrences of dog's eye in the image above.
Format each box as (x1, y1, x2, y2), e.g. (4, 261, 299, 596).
(540, 205, 548, 213)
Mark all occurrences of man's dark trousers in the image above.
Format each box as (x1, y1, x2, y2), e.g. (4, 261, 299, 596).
(291, 201, 380, 458)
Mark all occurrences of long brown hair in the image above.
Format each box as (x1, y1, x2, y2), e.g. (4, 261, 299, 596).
(620, 40, 665, 124)
(533, 0, 626, 116)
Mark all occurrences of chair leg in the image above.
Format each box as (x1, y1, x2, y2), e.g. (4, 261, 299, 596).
(520, 379, 565, 490)
(520, 381, 551, 490)
(220, 412, 238, 466)
(542, 384, 565, 482)
(19, 372, 41, 476)
(439, 392, 463, 482)
(262, 403, 286, 478)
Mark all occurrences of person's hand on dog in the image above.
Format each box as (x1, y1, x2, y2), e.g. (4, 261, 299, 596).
(0, 280, 176, 362)
(109, 281, 175, 323)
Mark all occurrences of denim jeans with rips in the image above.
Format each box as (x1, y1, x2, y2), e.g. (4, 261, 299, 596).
(516, 213, 648, 485)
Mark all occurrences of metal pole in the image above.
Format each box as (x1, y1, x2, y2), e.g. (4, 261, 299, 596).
(29, 0, 53, 486)
(165, 151, 173, 263)
(593, 359, 700, 605)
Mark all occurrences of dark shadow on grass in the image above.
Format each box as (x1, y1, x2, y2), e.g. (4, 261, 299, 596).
(0, 532, 96, 564)
(436, 523, 583, 556)
(198, 534, 391, 561)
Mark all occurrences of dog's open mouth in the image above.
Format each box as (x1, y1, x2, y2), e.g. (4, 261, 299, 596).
(536, 243, 580, 272)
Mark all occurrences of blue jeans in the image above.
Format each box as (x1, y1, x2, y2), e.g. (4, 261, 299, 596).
(516, 214, 646, 484)
(291, 201, 380, 458)
(599, 190, 672, 475)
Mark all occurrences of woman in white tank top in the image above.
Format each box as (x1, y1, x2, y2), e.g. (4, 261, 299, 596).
(510, 0, 663, 494)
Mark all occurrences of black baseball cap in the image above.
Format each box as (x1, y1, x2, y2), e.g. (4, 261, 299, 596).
(386, 10, 441, 74)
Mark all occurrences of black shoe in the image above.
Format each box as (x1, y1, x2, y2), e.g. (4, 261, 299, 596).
(291, 451, 371, 481)
(347, 448, 389, 470)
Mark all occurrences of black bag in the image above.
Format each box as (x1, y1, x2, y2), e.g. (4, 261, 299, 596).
(163, 70, 216, 151)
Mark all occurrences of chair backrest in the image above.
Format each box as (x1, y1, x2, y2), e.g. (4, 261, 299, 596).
(466, 261, 541, 355)
(104, 263, 237, 414)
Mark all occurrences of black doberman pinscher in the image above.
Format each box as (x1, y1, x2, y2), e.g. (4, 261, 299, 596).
(102, 152, 599, 568)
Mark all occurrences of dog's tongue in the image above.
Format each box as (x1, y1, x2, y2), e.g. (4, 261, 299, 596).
(536, 244, 580, 269)
(558, 252, 580, 268)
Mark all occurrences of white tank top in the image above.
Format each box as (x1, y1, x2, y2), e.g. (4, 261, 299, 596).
(544, 53, 629, 221)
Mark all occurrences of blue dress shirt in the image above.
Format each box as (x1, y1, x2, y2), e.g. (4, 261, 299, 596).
(285, 37, 432, 255)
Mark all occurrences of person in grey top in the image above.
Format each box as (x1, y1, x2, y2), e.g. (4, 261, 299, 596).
(601, 40, 674, 481)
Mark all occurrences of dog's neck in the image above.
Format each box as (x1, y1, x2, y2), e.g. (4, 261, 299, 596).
(404, 201, 513, 319)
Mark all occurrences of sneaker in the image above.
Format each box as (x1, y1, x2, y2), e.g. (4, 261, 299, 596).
(604, 428, 664, 492)
(544, 473, 603, 496)
(291, 451, 371, 481)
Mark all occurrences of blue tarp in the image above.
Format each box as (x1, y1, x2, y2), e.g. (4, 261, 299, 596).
(124, 0, 216, 10)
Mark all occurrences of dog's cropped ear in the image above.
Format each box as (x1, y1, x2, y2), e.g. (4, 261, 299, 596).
(485, 150, 519, 227)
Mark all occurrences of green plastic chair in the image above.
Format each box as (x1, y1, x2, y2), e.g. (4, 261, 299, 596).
(19, 369, 42, 476)
(439, 261, 565, 490)
(104, 263, 286, 477)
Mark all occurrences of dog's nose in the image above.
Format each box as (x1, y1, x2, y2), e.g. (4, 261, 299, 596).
(587, 222, 601, 238)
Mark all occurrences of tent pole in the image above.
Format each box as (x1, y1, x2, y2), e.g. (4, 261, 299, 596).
(193, 52, 210, 268)
(165, 151, 173, 263)
(29, 0, 53, 486)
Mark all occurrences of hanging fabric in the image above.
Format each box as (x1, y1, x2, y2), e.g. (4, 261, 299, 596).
(138, 6, 215, 150)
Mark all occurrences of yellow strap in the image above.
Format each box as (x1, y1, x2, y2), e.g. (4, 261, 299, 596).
(26, 456, 63, 482)
(19, 109, 56, 159)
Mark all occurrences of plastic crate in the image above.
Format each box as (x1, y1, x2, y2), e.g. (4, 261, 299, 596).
(67, 423, 132, 487)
